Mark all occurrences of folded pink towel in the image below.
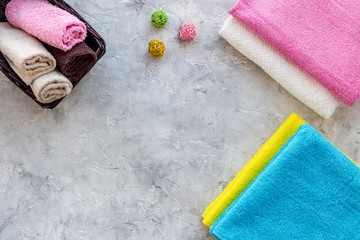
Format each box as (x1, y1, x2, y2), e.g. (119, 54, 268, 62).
(230, 0, 360, 106)
(6, 0, 87, 52)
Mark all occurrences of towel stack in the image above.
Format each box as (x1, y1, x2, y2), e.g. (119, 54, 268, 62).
(0, 0, 98, 104)
(203, 113, 360, 239)
(220, 0, 360, 118)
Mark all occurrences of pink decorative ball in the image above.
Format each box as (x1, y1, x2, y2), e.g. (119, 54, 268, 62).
(179, 24, 196, 40)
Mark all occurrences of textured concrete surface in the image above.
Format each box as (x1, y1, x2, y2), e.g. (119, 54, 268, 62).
(0, 0, 359, 239)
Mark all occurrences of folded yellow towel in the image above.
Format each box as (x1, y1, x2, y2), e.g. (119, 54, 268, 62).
(202, 113, 306, 227)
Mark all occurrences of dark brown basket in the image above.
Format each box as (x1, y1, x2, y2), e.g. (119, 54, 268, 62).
(0, 0, 106, 109)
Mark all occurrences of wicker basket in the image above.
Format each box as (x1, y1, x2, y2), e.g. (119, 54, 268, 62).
(0, 0, 106, 109)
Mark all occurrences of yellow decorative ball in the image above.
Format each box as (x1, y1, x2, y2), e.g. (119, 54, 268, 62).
(148, 39, 165, 57)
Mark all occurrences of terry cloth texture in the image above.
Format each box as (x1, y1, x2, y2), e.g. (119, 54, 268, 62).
(202, 113, 305, 227)
(30, 70, 72, 104)
(219, 16, 341, 119)
(0, 22, 56, 84)
(211, 124, 360, 240)
(230, 0, 360, 106)
(6, 0, 87, 52)
(46, 42, 97, 82)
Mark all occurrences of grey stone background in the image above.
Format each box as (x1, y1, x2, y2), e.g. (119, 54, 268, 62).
(0, 0, 359, 239)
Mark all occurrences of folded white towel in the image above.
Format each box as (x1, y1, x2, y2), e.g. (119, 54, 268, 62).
(219, 16, 341, 119)
(30, 70, 72, 104)
(0, 22, 56, 84)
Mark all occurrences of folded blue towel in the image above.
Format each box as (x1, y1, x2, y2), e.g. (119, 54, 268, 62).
(210, 124, 360, 240)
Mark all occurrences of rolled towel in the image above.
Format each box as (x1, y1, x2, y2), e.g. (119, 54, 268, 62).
(6, 0, 87, 52)
(30, 70, 72, 104)
(0, 22, 56, 84)
(46, 42, 97, 82)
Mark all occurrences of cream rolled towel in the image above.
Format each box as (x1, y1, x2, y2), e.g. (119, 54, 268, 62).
(0, 22, 56, 84)
(5, 55, 73, 103)
(30, 70, 72, 104)
(219, 16, 341, 119)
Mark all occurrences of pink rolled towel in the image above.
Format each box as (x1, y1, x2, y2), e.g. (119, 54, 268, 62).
(230, 0, 360, 106)
(6, 0, 87, 52)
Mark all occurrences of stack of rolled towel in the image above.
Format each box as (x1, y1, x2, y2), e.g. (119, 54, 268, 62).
(220, 0, 360, 119)
(0, 0, 97, 104)
(202, 113, 360, 239)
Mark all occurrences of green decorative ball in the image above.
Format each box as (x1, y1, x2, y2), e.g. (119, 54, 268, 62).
(151, 11, 168, 28)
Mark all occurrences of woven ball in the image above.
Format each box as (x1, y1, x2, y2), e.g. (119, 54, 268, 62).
(151, 11, 168, 28)
(179, 24, 196, 40)
(148, 39, 165, 57)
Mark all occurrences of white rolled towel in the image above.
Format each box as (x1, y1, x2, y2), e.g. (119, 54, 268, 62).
(0, 22, 56, 84)
(30, 70, 72, 104)
(0, 22, 73, 103)
(219, 16, 341, 119)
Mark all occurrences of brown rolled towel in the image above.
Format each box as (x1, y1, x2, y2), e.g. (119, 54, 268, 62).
(46, 42, 97, 82)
